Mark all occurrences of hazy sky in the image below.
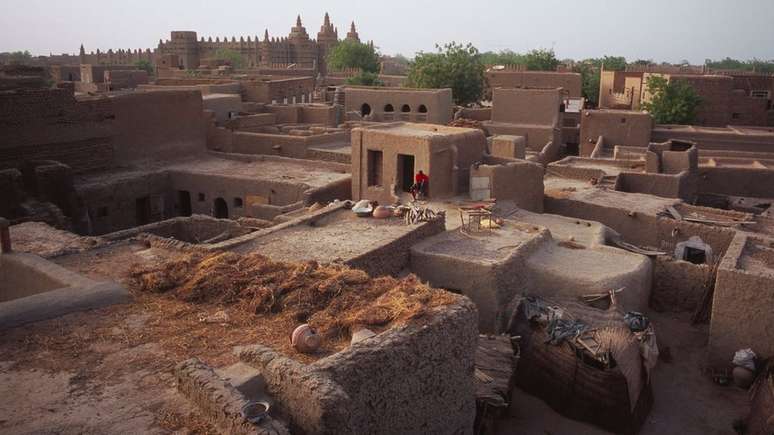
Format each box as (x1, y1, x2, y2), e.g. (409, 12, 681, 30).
(2, 0, 773, 63)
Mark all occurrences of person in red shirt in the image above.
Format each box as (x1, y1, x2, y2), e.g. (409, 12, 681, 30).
(411, 170, 429, 201)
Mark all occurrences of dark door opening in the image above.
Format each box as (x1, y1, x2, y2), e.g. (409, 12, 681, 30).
(178, 190, 192, 217)
(213, 197, 229, 219)
(367, 150, 383, 186)
(684, 247, 707, 264)
(397, 154, 415, 192)
(135, 196, 151, 226)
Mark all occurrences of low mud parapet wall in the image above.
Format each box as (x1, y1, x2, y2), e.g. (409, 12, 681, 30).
(709, 233, 774, 366)
(651, 257, 713, 312)
(347, 215, 445, 277)
(237, 297, 478, 434)
(545, 194, 736, 255)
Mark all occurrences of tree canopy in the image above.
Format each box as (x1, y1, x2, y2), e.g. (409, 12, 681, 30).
(135, 59, 154, 75)
(346, 71, 383, 86)
(479, 48, 560, 71)
(642, 76, 702, 124)
(327, 40, 380, 73)
(480, 50, 526, 66)
(406, 42, 485, 106)
(213, 48, 245, 69)
(5, 50, 33, 65)
(705, 57, 774, 74)
(523, 48, 560, 71)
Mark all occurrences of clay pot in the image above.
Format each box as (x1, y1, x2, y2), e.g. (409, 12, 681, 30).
(732, 366, 755, 389)
(291, 324, 321, 354)
(372, 206, 392, 219)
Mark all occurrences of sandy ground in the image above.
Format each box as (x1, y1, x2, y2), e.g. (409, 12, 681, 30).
(496, 311, 750, 435)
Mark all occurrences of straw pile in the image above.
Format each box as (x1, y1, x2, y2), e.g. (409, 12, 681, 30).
(129, 252, 457, 339)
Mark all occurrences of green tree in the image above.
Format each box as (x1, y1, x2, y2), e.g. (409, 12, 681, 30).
(524, 48, 559, 71)
(480, 50, 526, 66)
(407, 42, 485, 106)
(600, 55, 627, 71)
(705, 57, 774, 74)
(135, 59, 154, 75)
(346, 71, 383, 86)
(642, 76, 702, 124)
(327, 40, 380, 73)
(6, 50, 33, 65)
(573, 61, 600, 106)
(213, 48, 245, 69)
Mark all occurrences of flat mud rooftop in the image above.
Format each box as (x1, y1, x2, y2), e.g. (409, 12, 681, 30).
(0, 236, 455, 433)
(234, 208, 423, 262)
(75, 154, 350, 190)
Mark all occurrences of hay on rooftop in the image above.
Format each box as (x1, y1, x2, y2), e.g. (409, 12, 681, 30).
(128, 252, 457, 339)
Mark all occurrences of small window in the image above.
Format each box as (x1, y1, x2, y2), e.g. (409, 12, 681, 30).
(233, 197, 243, 208)
(198, 193, 206, 201)
(361, 103, 372, 116)
(401, 104, 411, 113)
(751, 90, 770, 99)
(620, 118, 627, 123)
(384, 104, 394, 112)
(418, 104, 428, 113)
(732, 113, 741, 120)
(97, 206, 109, 218)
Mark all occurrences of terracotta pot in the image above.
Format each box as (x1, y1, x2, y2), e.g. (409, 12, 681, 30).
(732, 366, 754, 389)
(291, 324, 321, 354)
(372, 206, 392, 219)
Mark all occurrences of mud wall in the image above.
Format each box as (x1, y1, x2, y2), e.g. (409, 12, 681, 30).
(470, 160, 544, 212)
(226, 130, 349, 159)
(110, 90, 207, 163)
(486, 70, 582, 98)
(579, 110, 652, 156)
(698, 167, 774, 198)
(709, 233, 774, 365)
(313, 298, 478, 435)
(77, 171, 172, 235)
(650, 257, 712, 312)
(615, 171, 696, 200)
(651, 126, 774, 153)
(544, 193, 736, 255)
(238, 297, 478, 434)
(411, 230, 545, 332)
(346, 216, 445, 277)
(0, 89, 114, 173)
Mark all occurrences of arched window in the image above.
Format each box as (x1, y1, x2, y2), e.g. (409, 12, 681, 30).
(401, 104, 411, 113)
(418, 104, 428, 113)
(384, 104, 394, 112)
(361, 103, 372, 116)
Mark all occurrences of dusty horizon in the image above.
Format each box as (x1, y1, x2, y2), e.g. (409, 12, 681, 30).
(1, 0, 773, 63)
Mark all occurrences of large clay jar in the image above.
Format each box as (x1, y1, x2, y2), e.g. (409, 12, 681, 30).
(372, 206, 392, 219)
(732, 366, 754, 389)
(291, 324, 321, 354)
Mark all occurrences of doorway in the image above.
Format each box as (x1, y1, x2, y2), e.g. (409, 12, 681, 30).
(178, 191, 192, 217)
(397, 154, 415, 192)
(213, 197, 229, 219)
(135, 196, 151, 225)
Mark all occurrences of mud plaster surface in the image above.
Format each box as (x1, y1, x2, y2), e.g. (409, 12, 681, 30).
(234, 209, 422, 262)
(496, 311, 749, 435)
